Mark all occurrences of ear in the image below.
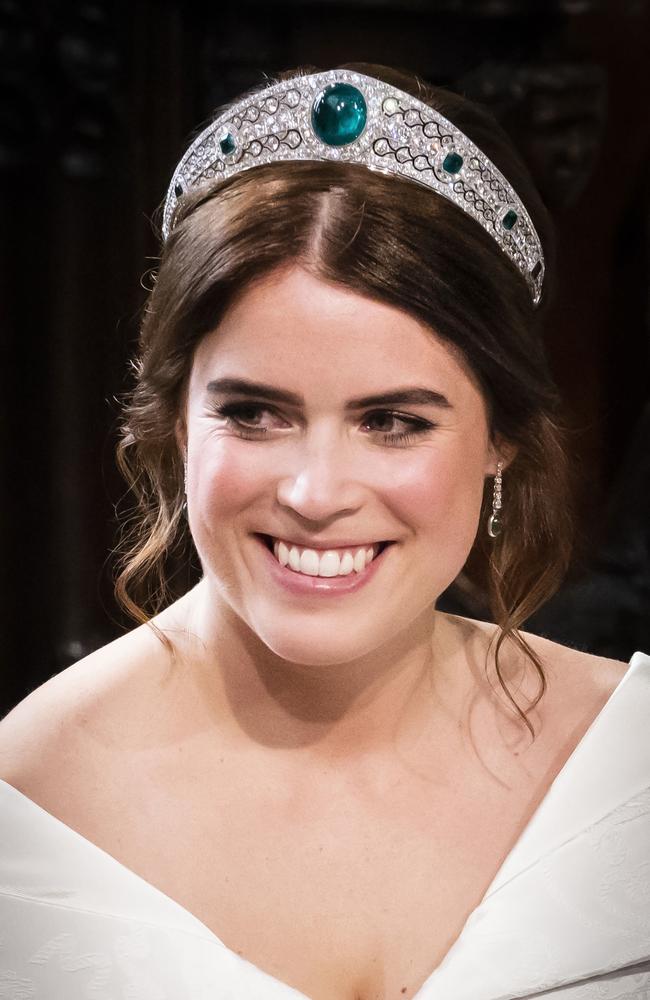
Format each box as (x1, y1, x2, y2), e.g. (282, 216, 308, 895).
(486, 434, 518, 476)
(175, 417, 187, 461)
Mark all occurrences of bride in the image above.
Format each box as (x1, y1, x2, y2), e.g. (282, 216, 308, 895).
(1, 63, 648, 1000)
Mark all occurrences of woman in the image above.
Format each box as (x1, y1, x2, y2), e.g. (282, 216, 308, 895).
(1, 63, 648, 1000)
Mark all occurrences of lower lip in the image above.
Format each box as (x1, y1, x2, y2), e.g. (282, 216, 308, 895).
(253, 536, 393, 597)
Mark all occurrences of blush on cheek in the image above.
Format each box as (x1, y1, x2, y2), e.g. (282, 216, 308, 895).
(197, 446, 272, 517)
(190, 447, 269, 583)
(384, 453, 486, 550)
(381, 453, 465, 517)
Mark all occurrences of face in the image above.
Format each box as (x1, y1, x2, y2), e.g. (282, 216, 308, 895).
(179, 266, 501, 667)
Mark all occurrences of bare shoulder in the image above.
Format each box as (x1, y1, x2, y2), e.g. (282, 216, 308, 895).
(0, 615, 174, 795)
(518, 627, 630, 700)
(441, 611, 630, 717)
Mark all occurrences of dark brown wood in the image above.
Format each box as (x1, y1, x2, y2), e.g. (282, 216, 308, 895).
(2, 0, 649, 713)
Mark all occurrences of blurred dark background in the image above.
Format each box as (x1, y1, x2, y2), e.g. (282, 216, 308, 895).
(2, 0, 649, 715)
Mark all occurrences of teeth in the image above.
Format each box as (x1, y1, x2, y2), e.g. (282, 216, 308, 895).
(288, 545, 300, 572)
(337, 552, 355, 576)
(271, 539, 380, 577)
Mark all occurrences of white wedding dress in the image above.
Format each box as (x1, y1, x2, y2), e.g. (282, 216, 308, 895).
(1, 651, 649, 1000)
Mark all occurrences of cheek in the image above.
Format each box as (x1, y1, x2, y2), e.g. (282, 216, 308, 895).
(194, 443, 269, 521)
(384, 446, 487, 545)
(193, 435, 488, 552)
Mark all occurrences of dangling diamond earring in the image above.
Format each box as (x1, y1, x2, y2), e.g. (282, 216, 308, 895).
(488, 461, 503, 538)
(182, 458, 188, 515)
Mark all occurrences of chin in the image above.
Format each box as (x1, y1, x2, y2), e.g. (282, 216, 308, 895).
(245, 612, 389, 668)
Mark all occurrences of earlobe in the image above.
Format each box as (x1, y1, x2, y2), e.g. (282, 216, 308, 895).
(488, 437, 517, 476)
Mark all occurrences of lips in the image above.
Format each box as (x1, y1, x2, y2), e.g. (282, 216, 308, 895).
(253, 533, 394, 596)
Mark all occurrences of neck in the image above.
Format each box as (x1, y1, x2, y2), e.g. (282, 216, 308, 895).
(154, 579, 495, 767)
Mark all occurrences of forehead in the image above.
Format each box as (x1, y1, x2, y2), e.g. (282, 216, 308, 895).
(190, 266, 482, 405)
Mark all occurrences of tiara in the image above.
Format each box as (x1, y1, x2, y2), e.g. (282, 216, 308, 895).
(163, 69, 545, 306)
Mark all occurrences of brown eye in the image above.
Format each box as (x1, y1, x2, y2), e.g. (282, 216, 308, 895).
(362, 410, 434, 445)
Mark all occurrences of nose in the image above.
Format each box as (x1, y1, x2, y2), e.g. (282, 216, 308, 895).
(275, 428, 364, 522)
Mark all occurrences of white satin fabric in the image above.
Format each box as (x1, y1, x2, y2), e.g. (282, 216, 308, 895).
(0, 651, 649, 1000)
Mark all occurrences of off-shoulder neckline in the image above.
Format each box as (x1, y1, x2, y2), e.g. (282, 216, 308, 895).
(1, 650, 648, 1000)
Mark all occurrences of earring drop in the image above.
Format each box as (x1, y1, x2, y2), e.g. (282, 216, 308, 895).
(488, 460, 503, 538)
(182, 459, 188, 515)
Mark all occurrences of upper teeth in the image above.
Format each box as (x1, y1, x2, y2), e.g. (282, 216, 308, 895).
(272, 539, 380, 577)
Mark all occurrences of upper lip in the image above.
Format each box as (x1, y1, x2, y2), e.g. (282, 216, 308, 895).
(258, 533, 392, 550)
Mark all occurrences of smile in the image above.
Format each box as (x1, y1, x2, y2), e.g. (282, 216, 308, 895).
(254, 534, 394, 596)
(270, 536, 390, 577)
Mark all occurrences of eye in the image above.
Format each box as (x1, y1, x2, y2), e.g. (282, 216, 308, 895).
(210, 401, 435, 446)
(362, 410, 435, 446)
(221, 403, 268, 425)
(210, 401, 280, 437)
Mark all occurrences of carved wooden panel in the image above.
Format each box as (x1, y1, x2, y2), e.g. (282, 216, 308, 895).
(2, 0, 648, 713)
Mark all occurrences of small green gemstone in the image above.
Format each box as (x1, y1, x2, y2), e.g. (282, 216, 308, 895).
(443, 152, 463, 174)
(311, 83, 367, 147)
(488, 513, 503, 539)
(219, 133, 236, 156)
(502, 209, 518, 230)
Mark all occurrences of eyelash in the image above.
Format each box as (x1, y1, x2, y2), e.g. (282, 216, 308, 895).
(211, 402, 435, 447)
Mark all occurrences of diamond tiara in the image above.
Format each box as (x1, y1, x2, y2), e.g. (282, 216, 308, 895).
(162, 69, 545, 306)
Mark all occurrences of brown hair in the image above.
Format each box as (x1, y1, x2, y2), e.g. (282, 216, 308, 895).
(114, 63, 572, 738)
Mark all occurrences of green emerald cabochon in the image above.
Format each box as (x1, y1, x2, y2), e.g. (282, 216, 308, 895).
(311, 83, 368, 147)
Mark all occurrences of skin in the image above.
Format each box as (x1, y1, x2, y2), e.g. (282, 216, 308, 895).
(0, 263, 628, 1000)
(172, 264, 514, 764)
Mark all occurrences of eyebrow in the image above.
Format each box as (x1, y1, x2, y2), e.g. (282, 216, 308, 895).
(205, 377, 453, 410)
